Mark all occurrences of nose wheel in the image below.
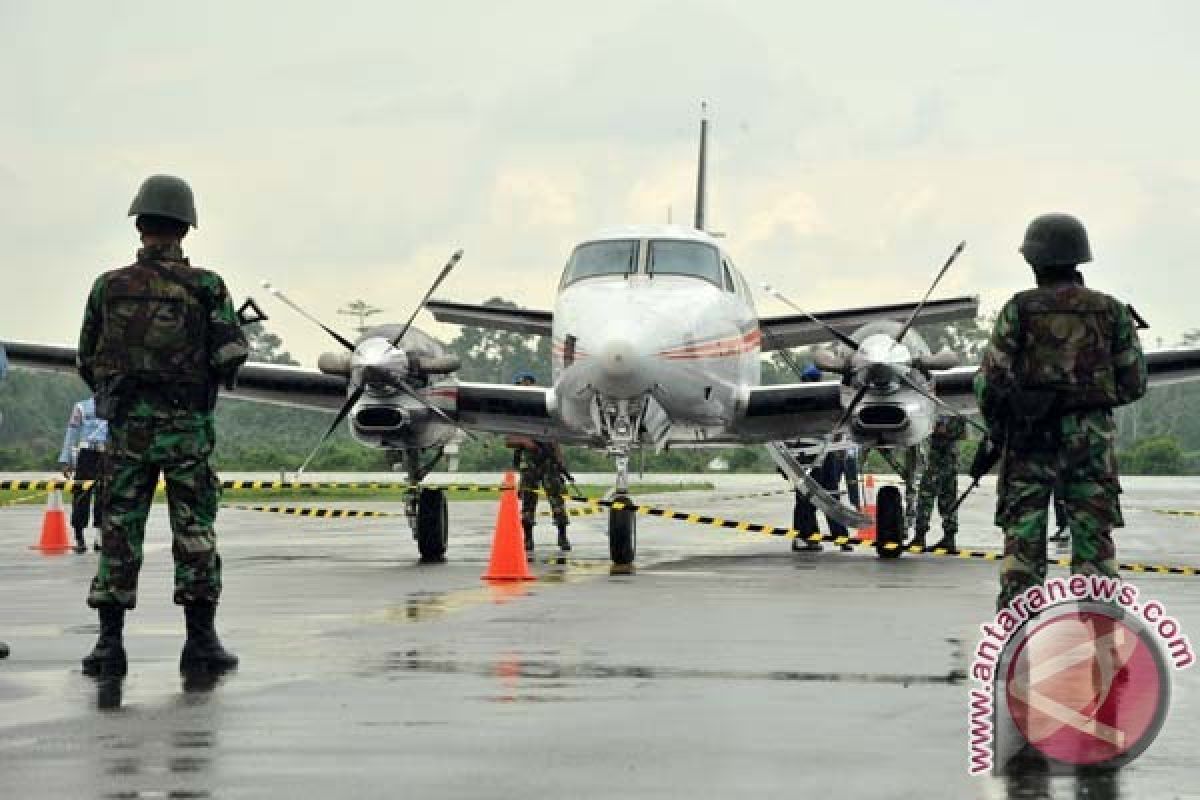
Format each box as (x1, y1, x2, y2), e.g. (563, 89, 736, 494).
(608, 497, 637, 565)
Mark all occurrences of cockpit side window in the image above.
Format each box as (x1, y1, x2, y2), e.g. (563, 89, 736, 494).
(647, 240, 722, 287)
(560, 239, 639, 287)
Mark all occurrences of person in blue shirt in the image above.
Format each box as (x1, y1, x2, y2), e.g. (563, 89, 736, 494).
(59, 396, 109, 554)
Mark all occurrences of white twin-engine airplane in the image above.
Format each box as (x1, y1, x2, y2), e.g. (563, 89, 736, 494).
(8, 115, 1200, 567)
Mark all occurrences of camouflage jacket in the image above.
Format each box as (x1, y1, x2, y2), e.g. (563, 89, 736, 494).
(77, 243, 248, 408)
(930, 412, 966, 443)
(974, 279, 1146, 431)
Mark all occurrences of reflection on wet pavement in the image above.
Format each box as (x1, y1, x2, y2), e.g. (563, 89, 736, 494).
(375, 650, 967, 688)
(95, 727, 216, 800)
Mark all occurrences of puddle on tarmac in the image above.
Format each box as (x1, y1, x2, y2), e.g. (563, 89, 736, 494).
(371, 561, 611, 624)
(375, 650, 967, 687)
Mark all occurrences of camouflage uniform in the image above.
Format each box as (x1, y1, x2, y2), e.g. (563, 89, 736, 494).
(913, 413, 965, 542)
(516, 442, 570, 534)
(976, 281, 1146, 609)
(78, 243, 247, 610)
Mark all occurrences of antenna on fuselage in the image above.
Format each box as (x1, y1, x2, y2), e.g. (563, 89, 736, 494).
(694, 101, 708, 232)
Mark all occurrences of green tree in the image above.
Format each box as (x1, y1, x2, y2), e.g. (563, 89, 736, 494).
(244, 322, 299, 365)
(1120, 436, 1184, 475)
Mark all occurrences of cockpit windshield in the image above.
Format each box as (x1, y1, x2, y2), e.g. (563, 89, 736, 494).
(561, 239, 639, 286)
(647, 240, 722, 286)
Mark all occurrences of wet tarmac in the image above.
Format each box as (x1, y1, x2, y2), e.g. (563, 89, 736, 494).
(2, 474, 1199, 798)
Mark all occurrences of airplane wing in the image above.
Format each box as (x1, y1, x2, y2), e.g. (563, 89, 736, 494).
(731, 346, 1200, 442)
(455, 383, 591, 442)
(425, 299, 553, 337)
(759, 295, 979, 350)
(3, 339, 586, 437)
(929, 347, 1200, 410)
(2, 339, 346, 412)
(730, 382, 844, 442)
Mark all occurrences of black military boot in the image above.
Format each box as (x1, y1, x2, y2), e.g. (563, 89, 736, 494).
(930, 533, 957, 551)
(556, 523, 571, 552)
(522, 522, 535, 557)
(905, 529, 928, 551)
(180, 602, 239, 673)
(82, 605, 127, 677)
(73, 528, 88, 554)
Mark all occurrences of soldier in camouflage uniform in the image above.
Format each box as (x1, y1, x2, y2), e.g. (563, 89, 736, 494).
(907, 411, 966, 551)
(975, 213, 1146, 610)
(507, 373, 571, 554)
(78, 175, 248, 677)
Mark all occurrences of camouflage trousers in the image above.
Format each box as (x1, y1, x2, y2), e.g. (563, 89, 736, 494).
(996, 413, 1122, 610)
(519, 460, 568, 530)
(88, 410, 222, 610)
(914, 457, 958, 537)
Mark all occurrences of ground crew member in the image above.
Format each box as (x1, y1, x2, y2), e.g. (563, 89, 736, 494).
(78, 175, 248, 677)
(976, 213, 1146, 610)
(58, 395, 109, 553)
(792, 365, 855, 552)
(907, 411, 966, 551)
(1, 343, 8, 660)
(506, 372, 571, 554)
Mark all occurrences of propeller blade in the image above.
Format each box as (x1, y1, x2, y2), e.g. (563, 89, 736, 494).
(394, 383, 479, 441)
(297, 386, 363, 474)
(262, 281, 357, 352)
(761, 284, 860, 351)
(898, 373, 990, 437)
(390, 249, 464, 349)
(894, 240, 966, 344)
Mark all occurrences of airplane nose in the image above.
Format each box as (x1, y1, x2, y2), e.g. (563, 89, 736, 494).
(593, 335, 651, 398)
(600, 337, 637, 377)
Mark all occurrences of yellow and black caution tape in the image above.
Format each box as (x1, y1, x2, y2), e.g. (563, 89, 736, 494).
(220, 493, 1200, 576)
(1155, 509, 1200, 518)
(222, 504, 403, 519)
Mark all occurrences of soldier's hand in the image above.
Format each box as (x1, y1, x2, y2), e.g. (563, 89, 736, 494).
(61, 464, 73, 479)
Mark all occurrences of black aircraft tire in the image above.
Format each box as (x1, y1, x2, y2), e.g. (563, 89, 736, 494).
(875, 485, 905, 559)
(609, 506, 637, 565)
(416, 488, 449, 563)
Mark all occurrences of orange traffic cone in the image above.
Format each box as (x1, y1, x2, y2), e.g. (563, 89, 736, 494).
(34, 490, 71, 554)
(482, 471, 536, 581)
(858, 474, 877, 542)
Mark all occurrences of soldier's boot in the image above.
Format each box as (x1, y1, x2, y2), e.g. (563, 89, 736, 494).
(522, 522, 535, 558)
(73, 528, 88, 554)
(0, 641, 9, 659)
(179, 602, 239, 674)
(930, 533, 957, 551)
(556, 523, 571, 552)
(82, 606, 127, 677)
(905, 529, 928, 551)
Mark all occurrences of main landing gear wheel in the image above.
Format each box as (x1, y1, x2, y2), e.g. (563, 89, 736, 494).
(415, 488, 448, 563)
(609, 498, 637, 566)
(874, 485, 906, 560)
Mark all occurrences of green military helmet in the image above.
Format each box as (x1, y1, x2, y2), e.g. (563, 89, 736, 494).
(1019, 213, 1092, 268)
(127, 174, 198, 228)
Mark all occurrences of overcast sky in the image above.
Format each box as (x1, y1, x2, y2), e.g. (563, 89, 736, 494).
(3, 0, 1198, 364)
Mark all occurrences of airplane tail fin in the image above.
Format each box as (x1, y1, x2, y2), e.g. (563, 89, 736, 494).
(694, 102, 708, 232)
